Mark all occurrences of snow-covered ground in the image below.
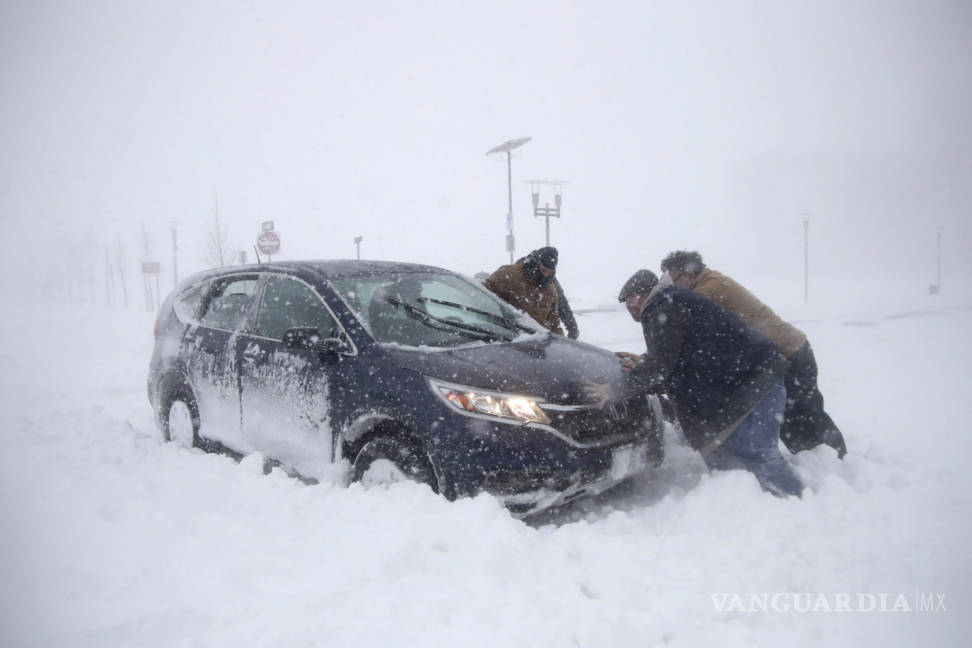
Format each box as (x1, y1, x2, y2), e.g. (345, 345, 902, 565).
(1, 277, 969, 647)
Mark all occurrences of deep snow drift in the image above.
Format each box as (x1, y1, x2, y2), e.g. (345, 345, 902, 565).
(1, 277, 969, 647)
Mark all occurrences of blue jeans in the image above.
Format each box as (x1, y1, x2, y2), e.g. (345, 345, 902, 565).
(705, 383, 804, 497)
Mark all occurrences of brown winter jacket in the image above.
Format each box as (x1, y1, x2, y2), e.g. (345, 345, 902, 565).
(482, 263, 564, 335)
(691, 268, 807, 358)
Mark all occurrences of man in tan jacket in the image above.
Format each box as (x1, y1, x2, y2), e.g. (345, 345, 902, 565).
(483, 247, 564, 335)
(660, 250, 847, 458)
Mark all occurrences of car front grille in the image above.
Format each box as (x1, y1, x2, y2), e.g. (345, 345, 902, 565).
(541, 394, 657, 447)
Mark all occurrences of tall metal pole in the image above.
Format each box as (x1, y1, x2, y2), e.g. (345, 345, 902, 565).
(936, 230, 942, 290)
(803, 216, 809, 302)
(506, 150, 514, 263)
(527, 180, 564, 248)
(170, 223, 178, 288)
(486, 137, 531, 264)
(105, 251, 111, 306)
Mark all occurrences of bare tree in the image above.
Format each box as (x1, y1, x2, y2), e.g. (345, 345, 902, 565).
(204, 196, 233, 268)
(114, 236, 130, 308)
(69, 231, 97, 306)
(140, 221, 155, 263)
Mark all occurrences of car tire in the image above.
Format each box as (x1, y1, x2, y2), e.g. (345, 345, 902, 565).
(350, 437, 437, 492)
(163, 389, 200, 449)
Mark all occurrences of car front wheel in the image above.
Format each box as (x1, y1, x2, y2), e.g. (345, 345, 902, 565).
(351, 437, 437, 492)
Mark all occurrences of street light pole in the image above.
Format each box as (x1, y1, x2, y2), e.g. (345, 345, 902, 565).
(802, 214, 809, 302)
(169, 221, 179, 288)
(354, 235, 363, 260)
(528, 180, 565, 246)
(487, 136, 531, 263)
(506, 150, 513, 260)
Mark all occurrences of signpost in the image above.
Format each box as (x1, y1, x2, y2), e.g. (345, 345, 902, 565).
(142, 261, 160, 312)
(257, 230, 280, 261)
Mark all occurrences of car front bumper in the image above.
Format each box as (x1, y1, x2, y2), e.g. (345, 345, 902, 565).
(486, 439, 662, 517)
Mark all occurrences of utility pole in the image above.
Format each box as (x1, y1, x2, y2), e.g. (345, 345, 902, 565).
(802, 214, 809, 302)
(931, 229, 942, 294)
(486, 137, 531, 263)
(105, 250, 112, 306)
(169, 220, 179, 288)
(527, 180, 565, 246)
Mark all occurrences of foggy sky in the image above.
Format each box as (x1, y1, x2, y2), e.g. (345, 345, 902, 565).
(2, 0, 970, 303)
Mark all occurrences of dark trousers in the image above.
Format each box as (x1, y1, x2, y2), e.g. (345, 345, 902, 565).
(706, 383, 804, 497)
(780, 342, 847, 457)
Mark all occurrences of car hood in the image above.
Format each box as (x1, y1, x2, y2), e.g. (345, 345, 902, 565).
(383, 335, 627, 404)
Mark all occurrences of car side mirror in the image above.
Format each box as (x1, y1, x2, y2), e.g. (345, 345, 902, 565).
(282, 327, 347, 354)
(318, 337, 348, 354)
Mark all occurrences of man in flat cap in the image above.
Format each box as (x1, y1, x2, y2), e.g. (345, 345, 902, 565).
(588, 269, 803, 497)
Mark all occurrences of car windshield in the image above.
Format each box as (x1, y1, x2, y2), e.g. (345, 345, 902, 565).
(330, 271, 537, 348)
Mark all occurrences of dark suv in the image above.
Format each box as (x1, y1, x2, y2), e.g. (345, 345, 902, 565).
(148, 260, 668, 516)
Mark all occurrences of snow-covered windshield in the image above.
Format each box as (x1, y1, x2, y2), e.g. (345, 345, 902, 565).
(330, 272, 537, 347)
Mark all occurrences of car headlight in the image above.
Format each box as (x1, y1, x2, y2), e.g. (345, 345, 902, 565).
(427, 377, 551, 426)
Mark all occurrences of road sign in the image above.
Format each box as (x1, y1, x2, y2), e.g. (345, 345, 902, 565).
(257, 230, 280, 255)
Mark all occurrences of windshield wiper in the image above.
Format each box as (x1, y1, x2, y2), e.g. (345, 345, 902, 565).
(417, 297, 536, 334)
(382, 297, 514, 343)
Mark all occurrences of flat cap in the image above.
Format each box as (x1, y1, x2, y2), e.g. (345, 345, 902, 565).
(617, 269, 659, 302)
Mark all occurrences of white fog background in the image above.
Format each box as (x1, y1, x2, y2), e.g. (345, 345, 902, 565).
(2, 2, 972, 647)
(2, 0, 970, 305)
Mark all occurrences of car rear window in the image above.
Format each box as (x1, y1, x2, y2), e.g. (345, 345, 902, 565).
(173, 284, 205, 323)
(199, 277, 259, 331)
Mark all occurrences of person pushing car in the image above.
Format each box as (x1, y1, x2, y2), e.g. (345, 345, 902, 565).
(587, 269, 804, 497)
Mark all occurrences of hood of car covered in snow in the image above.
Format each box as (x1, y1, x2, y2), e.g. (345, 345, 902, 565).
(382, 335, 626, 404)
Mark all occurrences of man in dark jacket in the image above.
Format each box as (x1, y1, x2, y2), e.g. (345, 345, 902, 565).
(483, 247, 564, 335)
(661, 250, 846, 458)
(589, 270, 803, 497)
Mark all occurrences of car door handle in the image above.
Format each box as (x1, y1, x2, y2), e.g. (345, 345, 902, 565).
(242, 347, 266, 361)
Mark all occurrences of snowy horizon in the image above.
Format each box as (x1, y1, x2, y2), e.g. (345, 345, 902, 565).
(2, 1, 970, 305)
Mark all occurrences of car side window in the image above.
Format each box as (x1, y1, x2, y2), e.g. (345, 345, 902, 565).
(174, 284, 205, 323)
(255, 276, 338, 341)
(199, 277, 259, 331)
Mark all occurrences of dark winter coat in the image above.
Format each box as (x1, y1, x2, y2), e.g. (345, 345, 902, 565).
(483, 263, 564, 335)
(628, 285, 787, 449)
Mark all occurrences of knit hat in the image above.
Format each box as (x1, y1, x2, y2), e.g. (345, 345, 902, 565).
(530, 246, 558, 269)
(618, 269, 659, 302)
